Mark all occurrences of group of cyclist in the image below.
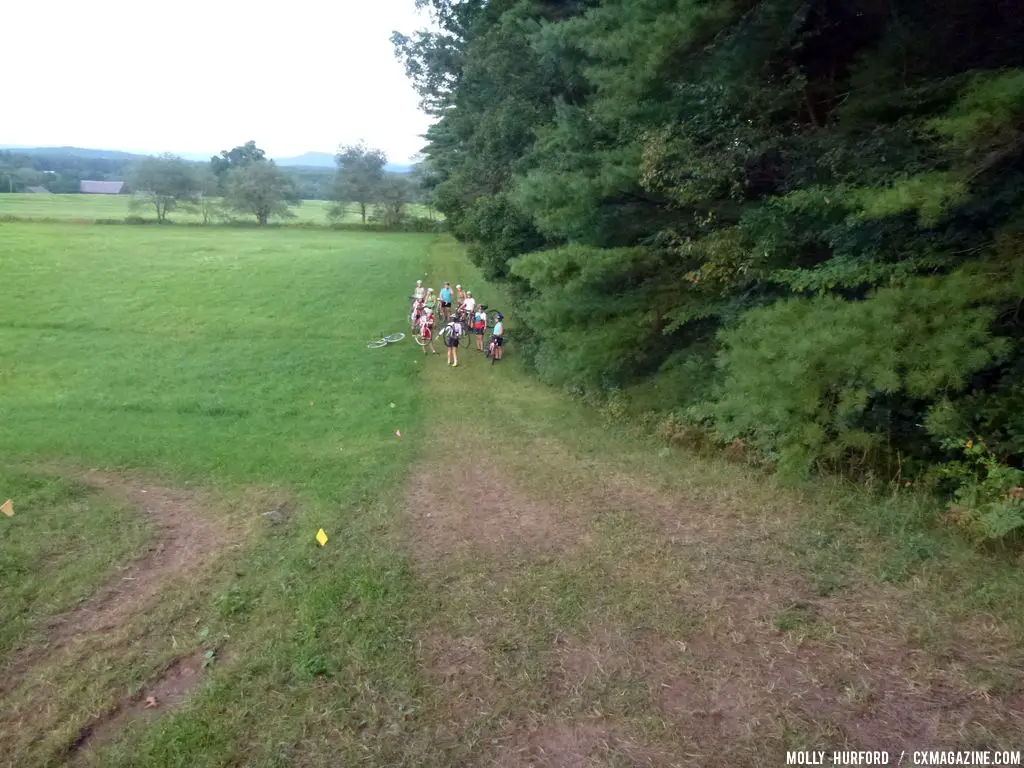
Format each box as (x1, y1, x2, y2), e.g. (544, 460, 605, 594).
(409, 279, 505, 367)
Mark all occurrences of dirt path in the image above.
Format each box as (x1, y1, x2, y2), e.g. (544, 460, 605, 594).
(407, 436, 1023, 765)
(0, 471, 242, 764)
(1, 473, 220, 690)
(400, 299, 1024, 767)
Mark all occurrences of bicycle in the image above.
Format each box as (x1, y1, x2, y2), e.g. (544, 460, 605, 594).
(485, 329, 505, 364)
(367, 332, 406, 349)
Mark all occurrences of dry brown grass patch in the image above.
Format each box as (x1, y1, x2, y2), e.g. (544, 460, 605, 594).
(491, 717, 667, 768)
(404, 423, 1023, 763)
(405, 457, 587, 562)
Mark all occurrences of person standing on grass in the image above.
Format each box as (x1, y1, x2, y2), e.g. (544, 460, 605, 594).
(411, 298, 425, 330)
(425, 288, 437, 314)
(456, 284, 466, 307)
(419, 308, 439, 356)
(473, 304, 487, 351)
(413, 280, 426, 301)
(491, 312, 505, 362)
(439, 282, 454, 320)
(443, 314, 463, 367)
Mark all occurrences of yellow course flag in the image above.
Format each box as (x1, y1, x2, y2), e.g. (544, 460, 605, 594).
(1, 499, 13, 517)
(316, 528, 328, 546)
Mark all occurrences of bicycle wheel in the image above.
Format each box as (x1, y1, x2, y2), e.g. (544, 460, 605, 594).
(384, 332, 406, 343)
(414, 334, 428, 347)
(367, 339, 387, 349)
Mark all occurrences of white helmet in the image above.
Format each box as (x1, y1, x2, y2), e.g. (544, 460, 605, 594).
(425, 307, 433, 315)
(456, 284, 461, 289)
(416, 280, 423, 285)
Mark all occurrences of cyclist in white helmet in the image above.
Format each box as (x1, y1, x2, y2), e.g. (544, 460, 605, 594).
(418, 307, 438, 355)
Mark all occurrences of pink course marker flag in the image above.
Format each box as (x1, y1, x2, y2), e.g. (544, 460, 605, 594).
(395, 430, 402, 438)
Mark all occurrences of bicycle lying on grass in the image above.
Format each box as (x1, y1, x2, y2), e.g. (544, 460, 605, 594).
(367, 332, 406, 349)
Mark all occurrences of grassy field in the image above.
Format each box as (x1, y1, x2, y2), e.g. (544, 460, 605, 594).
(0, 193, 437, 225)
(1, 218, 1022, 767)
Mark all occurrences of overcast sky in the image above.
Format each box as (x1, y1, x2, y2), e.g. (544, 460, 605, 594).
(3, 0, 435, 162)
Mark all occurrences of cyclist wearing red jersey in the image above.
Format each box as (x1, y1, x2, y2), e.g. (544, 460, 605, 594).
(419, 308, 438, 355)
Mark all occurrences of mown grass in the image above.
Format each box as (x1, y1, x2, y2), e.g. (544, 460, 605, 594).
(1, 219, 1022, 767)
(0, 221, 437, 766)
(0, 193, 438, 225)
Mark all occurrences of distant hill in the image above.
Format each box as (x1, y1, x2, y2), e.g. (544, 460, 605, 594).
(275, 151, 413, 174)
(0, 145, 146, 161)
(274, 151, 335, 168)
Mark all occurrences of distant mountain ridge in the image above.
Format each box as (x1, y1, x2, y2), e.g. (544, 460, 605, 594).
(0, 145, 413, 173)
(0, 145, 146, 161)
(274, 151, 335, 168)
(275, 151, 412, 174)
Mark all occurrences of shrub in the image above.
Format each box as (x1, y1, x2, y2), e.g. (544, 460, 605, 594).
(711, 268, 1012, 478)
(936, 438, 1024, 544)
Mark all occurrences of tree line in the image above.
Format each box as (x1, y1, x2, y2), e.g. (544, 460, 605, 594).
(112, 141, 429, 226)
(394, 0, 1024, 543)
(0, 147, 421, 207)
(0, 151, 124, 194)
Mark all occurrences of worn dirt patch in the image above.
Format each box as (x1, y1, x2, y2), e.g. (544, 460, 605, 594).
(421, 632, 496, 726)
(492, 718, 666, 768)
(1, 471, 225, 696)
(408, 426, 1023, 764)
(406, 458, 587, 561)
(68, 649, 208, 762)
(56, 471, 220, 637)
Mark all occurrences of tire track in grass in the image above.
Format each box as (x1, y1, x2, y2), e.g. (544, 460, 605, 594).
(0, 470, 261, 765)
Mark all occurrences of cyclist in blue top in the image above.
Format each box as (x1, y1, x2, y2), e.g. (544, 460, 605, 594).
(439, 282, 454, 320)
(490, 313, 505, 362)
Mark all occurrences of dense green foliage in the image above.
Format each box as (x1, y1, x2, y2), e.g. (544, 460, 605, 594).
(395, 0, 1024, 540)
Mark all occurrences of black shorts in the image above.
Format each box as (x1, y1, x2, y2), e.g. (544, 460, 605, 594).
(446, 337, 460, 348)
(474, 327, 484, 335)
(492, 335, 504, 347)
(441, 301, 452, 308)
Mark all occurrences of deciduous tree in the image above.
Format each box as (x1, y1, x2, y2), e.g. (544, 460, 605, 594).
(372, 175, 413, 226)
(127, 153, 197, 223)
(331, 142, 387, 224)
(210, 141, 266, 179)
(224, 160, 298, 225)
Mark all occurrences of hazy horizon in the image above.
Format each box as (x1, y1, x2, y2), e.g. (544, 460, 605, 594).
(0, 145, 415, 166)
(3, 0, 435, 164)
